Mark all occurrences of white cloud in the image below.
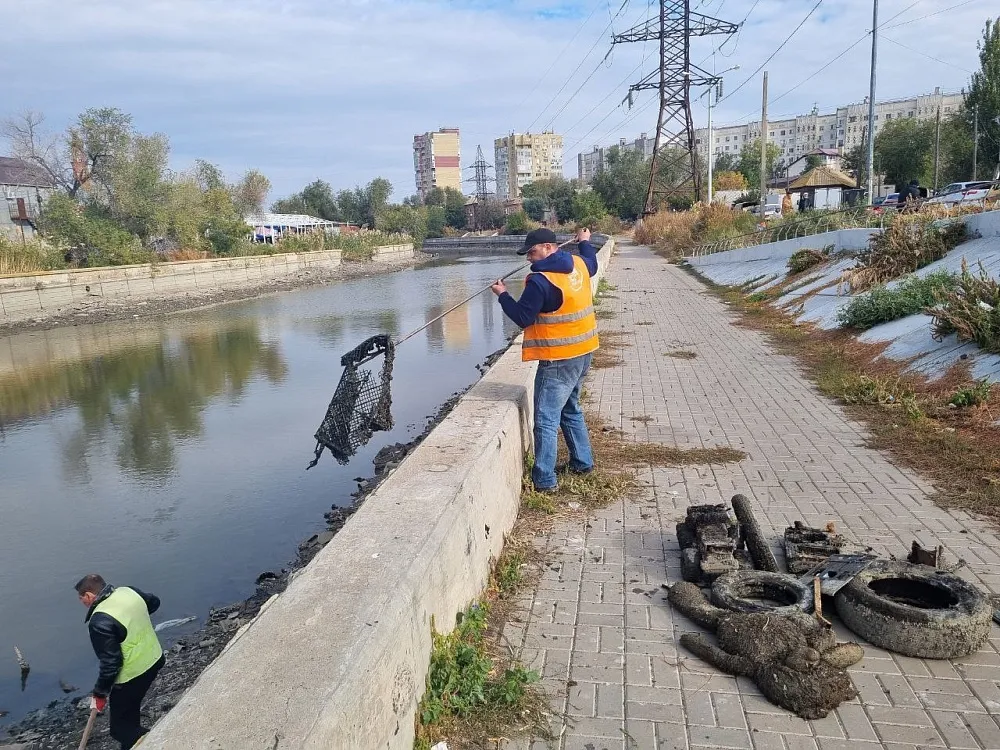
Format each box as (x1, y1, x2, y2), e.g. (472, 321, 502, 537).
(0, 0, 990, 198)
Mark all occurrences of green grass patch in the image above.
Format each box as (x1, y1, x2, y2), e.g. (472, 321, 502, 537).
(787, 248, 827, 275)
(931, 261, 1000, 354)
(837, 270, 958, 330)
(950, 379, 992, 407)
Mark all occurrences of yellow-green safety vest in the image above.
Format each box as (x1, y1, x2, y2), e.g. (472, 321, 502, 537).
(93, 587, 163, 684)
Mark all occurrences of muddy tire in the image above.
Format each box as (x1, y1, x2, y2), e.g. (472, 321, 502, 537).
(834, 560, 991, 659)
(681, 547, 701, 583)
(711, 570, 814, 616)
(731, 494, 780, 572)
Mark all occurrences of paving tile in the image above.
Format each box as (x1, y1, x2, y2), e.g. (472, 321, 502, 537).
(508, 242, 1000, 749)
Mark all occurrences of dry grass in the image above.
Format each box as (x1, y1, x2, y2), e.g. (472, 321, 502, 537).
(0, 236, 63, 275)
(635, 203, 757, 259)
(163, 248, 210, 261)
(664, 350, 697, 360)
(631, 414, 654, 423)
(714, 280, 1000, 521)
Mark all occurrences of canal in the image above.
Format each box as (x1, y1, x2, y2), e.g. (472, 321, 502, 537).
(0, 255, 524, 722)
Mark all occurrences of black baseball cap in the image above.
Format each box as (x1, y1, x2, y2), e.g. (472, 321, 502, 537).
(517, 227, 559, 255)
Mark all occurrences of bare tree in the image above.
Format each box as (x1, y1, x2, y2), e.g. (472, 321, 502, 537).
(1, 111, 76, 192)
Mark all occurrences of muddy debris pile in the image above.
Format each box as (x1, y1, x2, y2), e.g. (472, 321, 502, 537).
(669, 493, 994, 718)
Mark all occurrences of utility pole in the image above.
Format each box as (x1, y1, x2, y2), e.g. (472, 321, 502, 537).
(933, 105, 942, 192)
(865, 0, 879, 205)
(972, 105, 978, 180)
(707, 85, 715, 205)
(464, 145, 495, 231)
(612, 0, 738, 214)
(759, 72, 769, 218)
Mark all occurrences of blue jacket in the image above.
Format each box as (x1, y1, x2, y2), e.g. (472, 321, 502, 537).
(498, 241, 599, 328)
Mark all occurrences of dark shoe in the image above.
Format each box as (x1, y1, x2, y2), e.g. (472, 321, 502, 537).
(556, 463, 594, 475)
(533, 485, 558, 494)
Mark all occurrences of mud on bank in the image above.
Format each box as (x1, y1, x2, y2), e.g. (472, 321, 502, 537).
(0, 336, 516, 750)
(0, 254, 430, 337)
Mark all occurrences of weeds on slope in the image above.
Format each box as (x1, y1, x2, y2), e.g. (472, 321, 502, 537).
(710, 275, 1000, 521)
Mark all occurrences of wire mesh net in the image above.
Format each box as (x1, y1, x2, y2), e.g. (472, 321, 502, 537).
(307, 335, 395, 468)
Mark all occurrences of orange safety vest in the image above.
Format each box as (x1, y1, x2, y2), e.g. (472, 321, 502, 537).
(522, 255, 599, 362)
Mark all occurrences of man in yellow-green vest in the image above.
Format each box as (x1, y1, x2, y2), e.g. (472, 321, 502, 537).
(76, 573, 165, 749)
(492, 227, 600, 492)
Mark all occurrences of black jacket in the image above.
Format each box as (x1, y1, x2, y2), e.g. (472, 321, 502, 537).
(85, 584, 160, 696)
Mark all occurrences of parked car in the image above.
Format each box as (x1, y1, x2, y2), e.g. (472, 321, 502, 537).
(881, 193, 900, 208)
(925, 181, 996, 206)
(748, 202, 782, 219)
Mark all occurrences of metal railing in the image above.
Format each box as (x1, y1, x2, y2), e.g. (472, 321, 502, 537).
(688, 196, 1000, 257)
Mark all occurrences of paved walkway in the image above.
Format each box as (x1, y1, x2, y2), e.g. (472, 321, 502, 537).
(509, 241, 1000, 750)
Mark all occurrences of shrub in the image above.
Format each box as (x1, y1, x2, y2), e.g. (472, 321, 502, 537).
(39, 193, 151, 266)
(837, 270, 958, 330)
(787, 248, 827, 275)
(842, 215, 966, 291)
(930, 260, 1000, 353)
(950, 380, 991, 408)
(503, 210, 533, 235)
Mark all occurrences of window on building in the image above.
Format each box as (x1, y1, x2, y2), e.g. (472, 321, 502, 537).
(725, 136, 730, 142)
(849, 116, 857, 123)
(780, 129, 785, 135)
(885, 113, 892, 120)
(908, 110, 914, 117)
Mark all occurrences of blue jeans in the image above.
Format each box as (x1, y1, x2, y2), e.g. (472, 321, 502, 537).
(532, 353, 595, 489)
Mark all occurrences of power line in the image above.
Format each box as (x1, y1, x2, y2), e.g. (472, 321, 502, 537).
(544, 52, 614, 130)
(882, 34, 975, 74)
(516, 0, 607, 110)
(883, 0, 976, 29)
(717, 0, 824, 105)
(525, 0, 631, 132)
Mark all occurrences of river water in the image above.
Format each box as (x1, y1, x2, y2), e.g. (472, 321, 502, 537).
(0, 255, 524, 722)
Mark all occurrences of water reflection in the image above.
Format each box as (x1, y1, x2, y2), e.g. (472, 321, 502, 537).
(309, 310, 401, 347)
(0, 325, 287, 482)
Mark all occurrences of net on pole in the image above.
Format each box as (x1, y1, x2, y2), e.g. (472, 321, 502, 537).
(307, 335, 395, 468)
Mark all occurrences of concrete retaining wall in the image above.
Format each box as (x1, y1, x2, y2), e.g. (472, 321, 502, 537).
(0, 244, 414, 325)
(424, 234, 576, 255)
(141, 238, 614, 750)
(691, 228, 877, 266)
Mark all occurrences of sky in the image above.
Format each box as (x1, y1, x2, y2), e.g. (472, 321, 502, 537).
(0, 0, 990, 202)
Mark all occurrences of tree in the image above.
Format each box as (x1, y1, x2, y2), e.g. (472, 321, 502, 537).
(425, 186, 467, 228)
(841, 145, 866, 180)
(940, 109, 976, 184)
(520, 177, 576, 222)
(804, 154, 824, 171)
(337, 177, 393, 227)
(523, 196, 546, 221)
(570, 190, 607, 222)
(2, 107, 134, 198)
(376, 204, 428, 245)
(737, 139, 781, 193)
(874, 117, 935, 188)
(965, 19, 1000, 179)
(713, 171, 747, 192)
(231, 169, 272, 217)
(104, 132, 171, 240)
(592, 146, 649, 220)
(713, 152, 739, 173)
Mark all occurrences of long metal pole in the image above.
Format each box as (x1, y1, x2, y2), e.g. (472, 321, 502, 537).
(707, 92, 714, 204)
(933, 105, 942, 192)
(972, 105, 978, 180)
(759, 71, 768, 218)
(865, 0, 879, 205)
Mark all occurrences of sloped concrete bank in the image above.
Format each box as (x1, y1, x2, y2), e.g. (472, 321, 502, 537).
(138, 239, 614, 749)
(686, 211, 1000, 381)
(0, 243, 414, 330)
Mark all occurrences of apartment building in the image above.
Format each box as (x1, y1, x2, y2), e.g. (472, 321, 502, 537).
(577, 133, 657, 183)
(413, 128, 462, 199)
(494, 131, 563, 200)
(694, 87, 964, 165)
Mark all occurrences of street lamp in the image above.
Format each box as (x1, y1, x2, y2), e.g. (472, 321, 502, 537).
(703, 65, 740, 205)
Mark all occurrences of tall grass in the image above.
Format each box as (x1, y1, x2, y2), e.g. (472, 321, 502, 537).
(0, 235, 66, 275)
(635, 204, 757, 257)
(837, 270, 958, 330)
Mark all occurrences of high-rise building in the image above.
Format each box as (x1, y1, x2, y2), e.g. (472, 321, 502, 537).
(413, 128, 461, 199)
(693, 87, 964, 166)
(494, 132, 564, 200)
(577, 133, 657, 184)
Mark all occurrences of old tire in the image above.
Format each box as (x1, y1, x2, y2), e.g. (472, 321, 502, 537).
(731, 494, 780, 572)
(834, 560, 991, 659)
(711, 570, 814, 616)
(680, 547, 701, 583)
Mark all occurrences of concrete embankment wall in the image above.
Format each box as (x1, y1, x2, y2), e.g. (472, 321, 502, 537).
(0, 243, 413, 325)
(424, 234, 575, 255)
(141, 238, 614, 750)
(686, 210, 1000, 381)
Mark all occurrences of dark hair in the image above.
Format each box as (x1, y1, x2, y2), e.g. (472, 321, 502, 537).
(74, 574, 106, 596)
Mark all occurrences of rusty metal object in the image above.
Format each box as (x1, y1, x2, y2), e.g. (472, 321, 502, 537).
(802, 553, 877, 597)
(784, 521, 846, 575)
(907, 541, 945, 568)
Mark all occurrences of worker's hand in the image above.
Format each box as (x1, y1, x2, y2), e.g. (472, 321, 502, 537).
(490, 279, 507, 296)
(576, 227, 592, 243)
(90, 694, 107, 713)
